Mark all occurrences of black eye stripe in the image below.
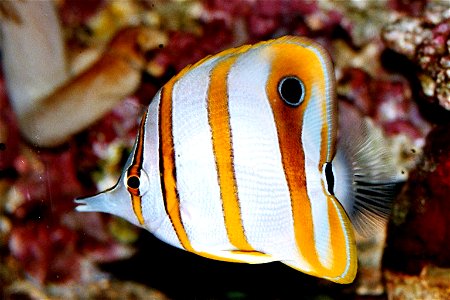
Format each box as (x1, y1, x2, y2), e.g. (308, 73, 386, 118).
(278, 76, 305, 107)
(127, 175, 140, 189)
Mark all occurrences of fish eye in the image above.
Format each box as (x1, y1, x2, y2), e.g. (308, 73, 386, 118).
(125, 168, 150, 196)
(127, 175, 140, 189)
(278, 76, 305, 107)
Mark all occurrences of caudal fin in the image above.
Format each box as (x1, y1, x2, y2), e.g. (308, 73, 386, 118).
(333, 103, 406, 236)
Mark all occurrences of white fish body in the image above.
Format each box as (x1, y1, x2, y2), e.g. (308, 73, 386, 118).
(76, 36, 403, 283)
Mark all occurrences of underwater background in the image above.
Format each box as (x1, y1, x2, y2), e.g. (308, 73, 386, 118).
(0, 0, 449, 299)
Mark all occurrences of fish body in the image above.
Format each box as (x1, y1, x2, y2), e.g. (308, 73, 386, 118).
(76, 36, 401, 283)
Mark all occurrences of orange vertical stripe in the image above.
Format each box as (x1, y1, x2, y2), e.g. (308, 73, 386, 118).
(264, 41, 331, 275)
(158, 63, 260, 263)
(207, 55, 254, 251)
(127, 110, 148, 225)
(158, 69, 195, 252)
(320, 101, 330, 169)
(327, 196, 357, 282)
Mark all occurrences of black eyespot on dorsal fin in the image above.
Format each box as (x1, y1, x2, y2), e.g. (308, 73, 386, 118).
(324, 162, 335, 195)
(127, 175, 140, 190)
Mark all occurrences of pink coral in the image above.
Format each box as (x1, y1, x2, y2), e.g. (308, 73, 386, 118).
(382, 3, 450, 110)
(1, 0, 447, 298)
(151, 19, 234, 74)
(0, 75, 19, 172)
(5, 142, 135, 284)
(1, 94, 141, 284)
(338, 67, 429, 142)
(384, 123, 450, 274)
(58, 0, 105, 26)
(9, 223, 81, 283)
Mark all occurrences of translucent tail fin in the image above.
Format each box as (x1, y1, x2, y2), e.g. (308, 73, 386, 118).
(333, 103, 406, 236)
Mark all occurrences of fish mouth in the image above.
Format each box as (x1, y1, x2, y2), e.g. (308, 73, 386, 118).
(74, 192, 110, 213)
(74, 197, 88, 211)
(74, 179, 120, 212)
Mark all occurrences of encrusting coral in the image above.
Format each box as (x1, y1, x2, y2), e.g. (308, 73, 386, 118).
(383, 2, 450, 110)
(1, 0, 449, 299)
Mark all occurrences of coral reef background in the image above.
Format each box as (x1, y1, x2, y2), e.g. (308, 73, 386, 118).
(0, 0, 449, 299)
